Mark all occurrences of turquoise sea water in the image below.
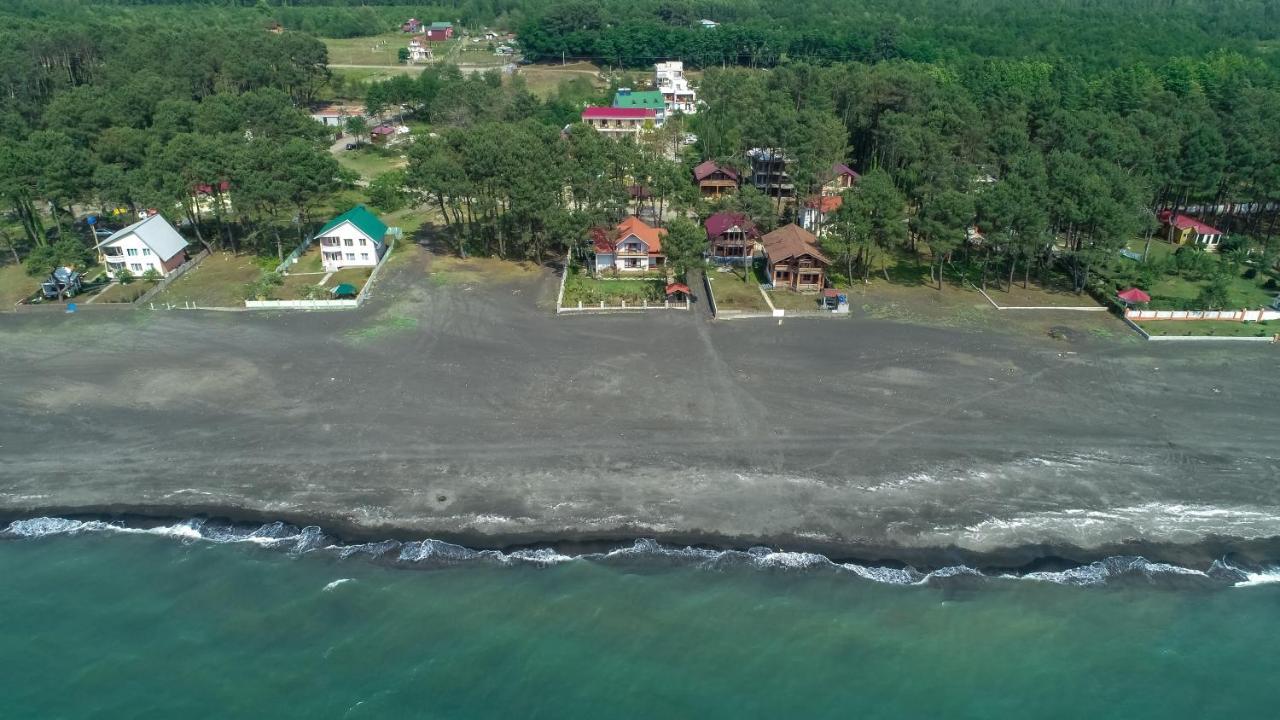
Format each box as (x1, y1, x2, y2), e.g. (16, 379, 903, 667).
(2, 521, 1279, 719)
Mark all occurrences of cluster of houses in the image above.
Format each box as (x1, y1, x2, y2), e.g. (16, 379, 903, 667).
(580, 61, 699, 135)
(591, 213, 831, 293)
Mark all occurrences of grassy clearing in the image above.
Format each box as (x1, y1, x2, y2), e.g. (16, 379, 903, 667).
(336, 146, 407, 181)
(91, 281, 155, 304)
(1137, 320, 1276, 338)
(562, 273, 664, 305)
(706, 267, 769, 311)
(982, 278, 1103, 308)
(345, 312, 418, 343)
(516, 62, 604, 98)
(285, 246, 324, 274)
(0, 261, 34, 306)
(151, 252, 260, 307)
(324, 33, 408, 65)
(428, 254, 541, 286)
(767, 289, 825, 312)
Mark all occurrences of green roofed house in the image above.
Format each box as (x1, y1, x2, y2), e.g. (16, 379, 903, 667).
(425, 22, 454, 40)
(613, 89, 667, 126)
(315, 205, 389, 272)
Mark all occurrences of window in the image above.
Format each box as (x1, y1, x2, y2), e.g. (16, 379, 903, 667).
(126, 248, 138, 257)
(346, 253, 356, 260)
(361, 253, 369, 260)
(344, 239, 354, 247)
(130, 263, 142, 271)
(142, 249, 151, 256)
(359, 238, 367, 246)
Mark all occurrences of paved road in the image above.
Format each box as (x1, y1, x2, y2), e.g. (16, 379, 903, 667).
(2, 252, 1278, 567)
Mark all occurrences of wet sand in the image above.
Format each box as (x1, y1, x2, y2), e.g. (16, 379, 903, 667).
(2, 254, 1277, 566)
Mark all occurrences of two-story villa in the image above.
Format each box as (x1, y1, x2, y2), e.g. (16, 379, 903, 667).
(655, 61, 697, 115)
(315, 205, 389, 272)
(580, 107, 656, 139)
(594, 216, 667, 273)
(95, 214, 189, 279)
(762, 224, 829, 291)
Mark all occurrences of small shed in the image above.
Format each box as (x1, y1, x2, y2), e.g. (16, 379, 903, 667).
(331, 283, 358, 299)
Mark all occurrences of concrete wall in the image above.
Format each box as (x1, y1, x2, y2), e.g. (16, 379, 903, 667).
(1125, 309, 1280, 322)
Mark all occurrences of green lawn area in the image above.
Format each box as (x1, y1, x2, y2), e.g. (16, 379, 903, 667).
(705, 267, 769, 311)
(91, 281, 155, 304)
(516, 62, 604, 98)
(324, 33, 409, 65)
(0, 261, 34, 306)
(285, 246, 324, 274)
(336, 146, 406, 181)
(1137, 320, 1276, 338)
(562, 273, 664, 305)
(151, 252, 259, 307)
(767, 288, 825, 312)
(274, 266, 372, 300)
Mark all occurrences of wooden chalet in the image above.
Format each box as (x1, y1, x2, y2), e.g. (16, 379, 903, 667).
(693, 160, 739, 199)
(704, 212, 759, 261)
(761, 224, 829, 292)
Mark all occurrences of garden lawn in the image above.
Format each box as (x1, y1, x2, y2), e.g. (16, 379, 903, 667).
(0, 261, 34, 306)
(91, 281, 154, 304)
(286, 246, 324, 274)
(336, 147, 406, 181)
(151, 252, 259, 307)
(767, 289, 825, 312)
(562, 274, 664, 306)
(516, 62, 604, 98)
(323, 33, 408, 66)
(705, 270, 769, 311)
(1137, 320, 1276, 338)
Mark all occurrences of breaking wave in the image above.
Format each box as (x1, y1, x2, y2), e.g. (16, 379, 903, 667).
(2, 516, 1273, 589)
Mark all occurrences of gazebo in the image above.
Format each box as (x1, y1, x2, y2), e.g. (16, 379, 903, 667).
(331, 283, 358, 299)
(665, 282, 691, 303)
(1117, 287, 1150, 306)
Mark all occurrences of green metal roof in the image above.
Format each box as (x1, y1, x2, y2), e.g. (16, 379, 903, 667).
(331, 283, 358, 297)
(613, 90, 665, 110)
(429, 21, 453, 29)
(316, 205, 387, 244)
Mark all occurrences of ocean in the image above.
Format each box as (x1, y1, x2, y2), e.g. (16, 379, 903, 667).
(2, 518, 1278, 719)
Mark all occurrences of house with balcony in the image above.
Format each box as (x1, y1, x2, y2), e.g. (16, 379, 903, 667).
(593, 216, 667, 273)
(655, 61, 697, 115)
(1157, 210, 1225, 250)
(580, 107, 655, 139)
(762, 224, 829, 292)
(613, 88, 667, 126)
(315, 205, 388, 272)
(693, 160, 739, 198)
(408, 36, 433, 62)
(747, 148, 794, 197)
(95, 214, 189, 279)
(705, 212, 759, 262)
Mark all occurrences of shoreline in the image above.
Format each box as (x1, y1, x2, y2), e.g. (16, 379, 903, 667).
(5, 505, 1280, 575)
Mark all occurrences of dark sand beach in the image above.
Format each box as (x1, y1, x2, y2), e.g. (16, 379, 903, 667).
(2, 255, 1277, 567)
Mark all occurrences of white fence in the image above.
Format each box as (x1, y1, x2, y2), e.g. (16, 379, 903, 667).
(245, 298, 359, 309)
(1125, 308, 1280, 322)
(558, 298, 690, 314)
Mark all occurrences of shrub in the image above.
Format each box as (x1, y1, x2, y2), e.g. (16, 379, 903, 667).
(116, 267, 135, 285)
(141, 268, 162, 282)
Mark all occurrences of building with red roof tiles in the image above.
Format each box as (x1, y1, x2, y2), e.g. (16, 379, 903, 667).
(593, 216, 667, 273)
(693, 160, 739, 198)
(704, 212, 759, 260)
(580, 107, 656, 139)
(799, 195, 843, 236)
(1157, 210, 1225, 250)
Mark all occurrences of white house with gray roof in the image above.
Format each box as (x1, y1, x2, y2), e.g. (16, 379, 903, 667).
(95, 214, 190, 279)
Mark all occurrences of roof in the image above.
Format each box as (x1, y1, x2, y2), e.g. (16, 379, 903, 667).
(371, 124, 396, 135)
(693, 160, 738, 182)
(613, 90, 665, 110)
(331, 283, 358, 297)
(822, 288, 842, 298)
(831, 163, 859, 180)
(316, 205, 388, 244)
(194, 180, 231, 195)
(95, 214, 188, 261)
(1117, 288, 1151, 304)
(1157, 211, 1223, 236)
(761, 223, 829, 264)
(581, 107, 656, 121)
(666, 282, 691, 295)
(803, 195, 843, 213)
(618, 216, 664, 253)
(704, 212, 757, 239)
(429, 21, 452, 29)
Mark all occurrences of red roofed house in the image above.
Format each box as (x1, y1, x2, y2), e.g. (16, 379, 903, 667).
(762, 223, 829, 292)
(704, 212, 759, 261)
(799, 195, 842, 236)
(594, 216, 666, 273)
(822, 163, 860, 195)
(693, 160, 739, 199)
(1158, 210, 1225, 250)
(401, 18, 422, 33)
(581, 107, 655, 139)
(425, 22, 454, 41)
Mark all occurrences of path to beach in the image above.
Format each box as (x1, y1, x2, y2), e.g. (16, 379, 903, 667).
(2, 252, 1277, 567)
